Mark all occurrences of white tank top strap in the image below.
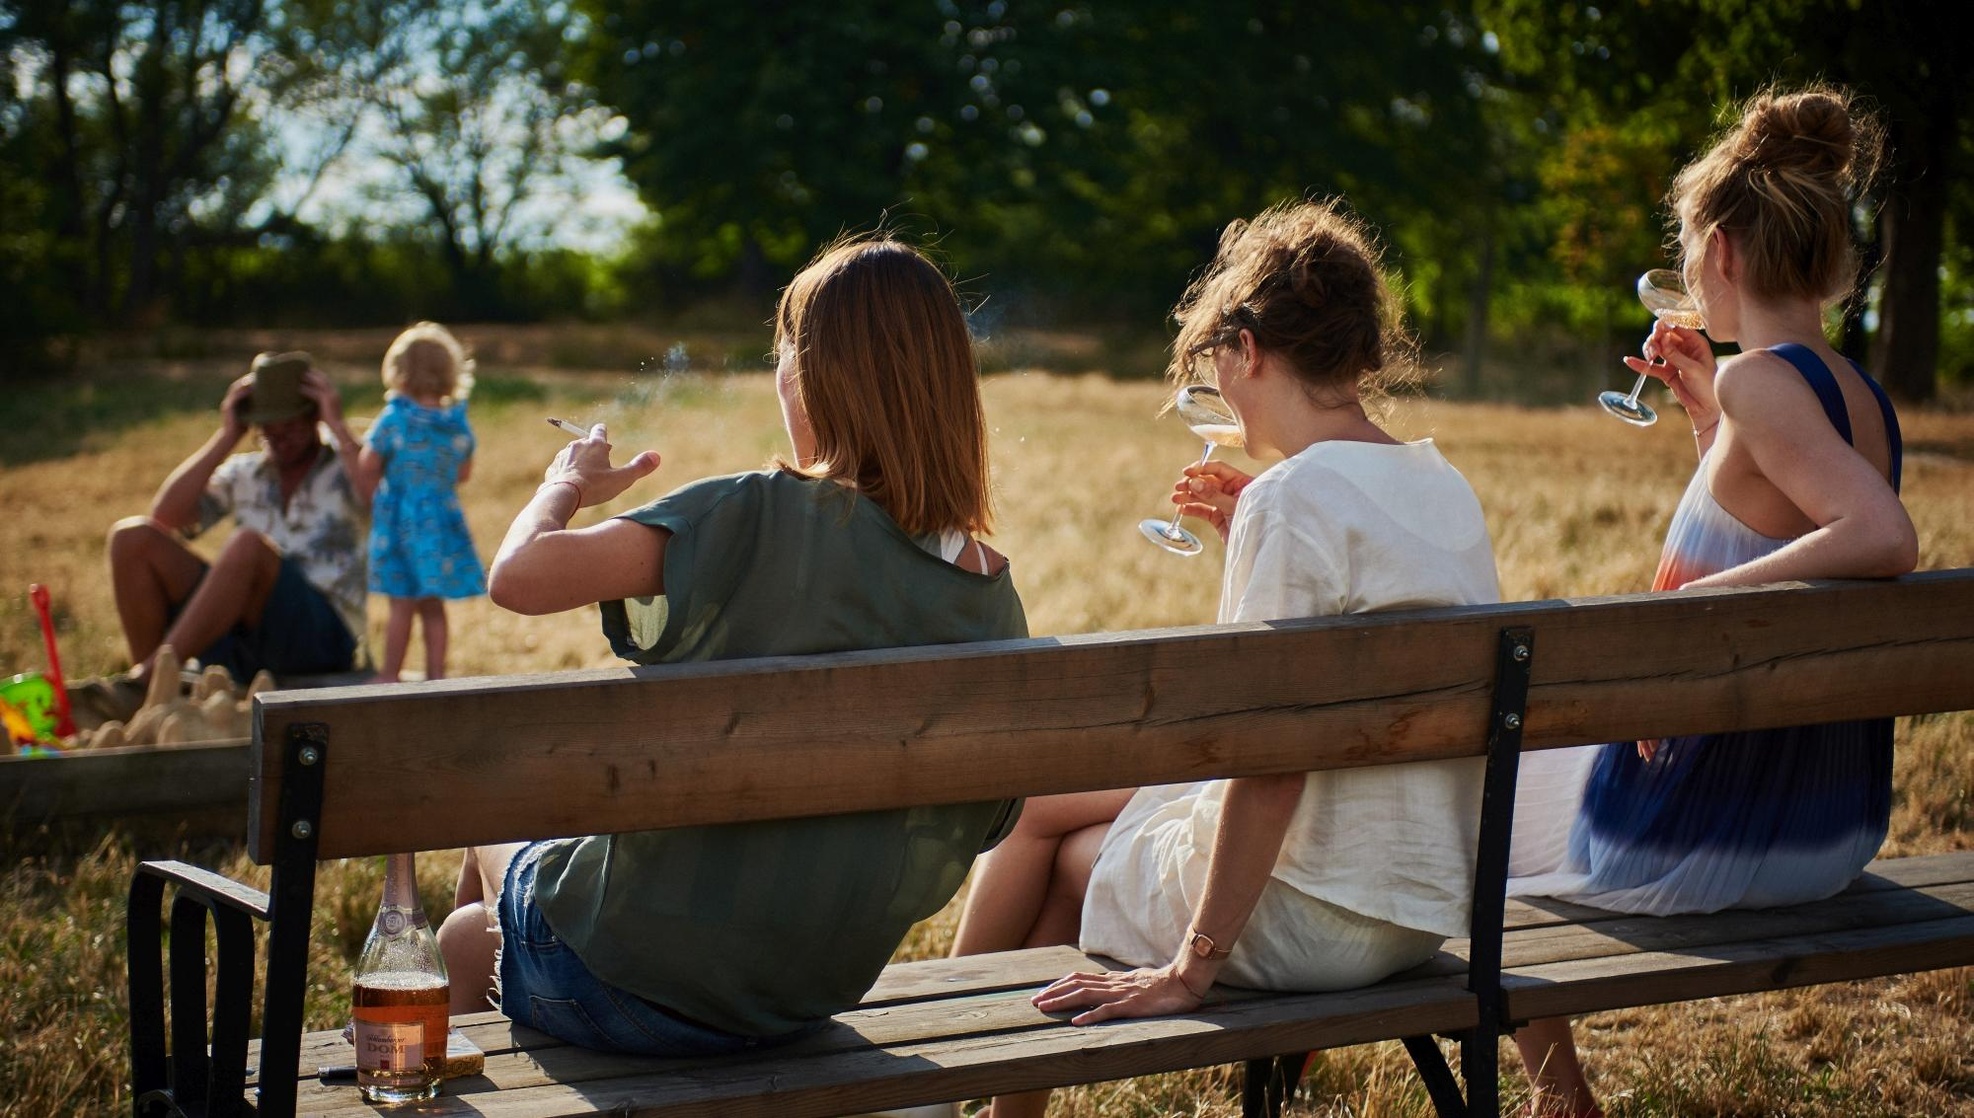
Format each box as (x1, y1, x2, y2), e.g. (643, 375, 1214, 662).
(936, 528, 967, 564)
(929, 528, 991, 573)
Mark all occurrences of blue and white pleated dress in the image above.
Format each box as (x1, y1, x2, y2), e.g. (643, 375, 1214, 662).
(1509, 344, 1902, 915)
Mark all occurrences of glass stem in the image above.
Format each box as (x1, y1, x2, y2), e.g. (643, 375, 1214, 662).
(1623, 372, 1649, 406)
(1164, 442, 1216, 535)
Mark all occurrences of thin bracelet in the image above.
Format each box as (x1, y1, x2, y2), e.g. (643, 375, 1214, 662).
(1692, 418, 1720, 439)
(539, 478, 585, 509)
(1173, 966, 1211, 1000)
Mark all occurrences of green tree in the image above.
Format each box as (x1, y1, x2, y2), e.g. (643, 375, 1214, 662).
(575, 0, 1505, 322)
(347, 0, 605, 317)
(1479, 0, 1973, 401)
(0, 0, 384, 335)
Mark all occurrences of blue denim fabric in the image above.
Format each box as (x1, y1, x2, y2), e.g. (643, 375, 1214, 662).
(496, 842, 781, 1057)
(186, 557, 356, 681)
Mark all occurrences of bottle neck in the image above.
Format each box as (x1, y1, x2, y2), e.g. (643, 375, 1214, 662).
(380, 851, 424, 919)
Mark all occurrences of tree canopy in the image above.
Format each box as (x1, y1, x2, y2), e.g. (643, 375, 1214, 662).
(3, 0, 1969, 396)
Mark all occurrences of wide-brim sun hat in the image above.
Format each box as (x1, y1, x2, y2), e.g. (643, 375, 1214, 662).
(243, 352, 315, 425)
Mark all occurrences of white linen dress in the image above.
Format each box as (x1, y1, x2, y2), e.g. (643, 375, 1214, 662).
(1081, 439, 1501, 991)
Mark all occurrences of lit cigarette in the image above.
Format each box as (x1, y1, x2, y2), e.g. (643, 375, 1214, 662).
(546, 417, 590, 438)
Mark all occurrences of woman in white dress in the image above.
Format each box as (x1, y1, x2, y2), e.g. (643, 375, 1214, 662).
(949, 199, 1500, 1118)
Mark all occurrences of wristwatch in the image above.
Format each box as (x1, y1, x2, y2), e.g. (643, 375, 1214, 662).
(1186, 926, 1233, 960)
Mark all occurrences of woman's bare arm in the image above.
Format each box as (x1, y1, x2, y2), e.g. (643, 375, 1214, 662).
(489, 425, 664, 615)
(1031, 771, 1305, 1023)
(1685, 356, 1916, 588)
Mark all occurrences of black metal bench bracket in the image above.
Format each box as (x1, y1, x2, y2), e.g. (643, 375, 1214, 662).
(1251, 625, 1532, 1118)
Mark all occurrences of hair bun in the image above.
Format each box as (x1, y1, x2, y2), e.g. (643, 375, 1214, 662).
(1742, 89, 1855, 180)
(1289, 249, 1331, 309)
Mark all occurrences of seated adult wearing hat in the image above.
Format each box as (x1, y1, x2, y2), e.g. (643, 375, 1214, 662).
(96, 352, 372, 715)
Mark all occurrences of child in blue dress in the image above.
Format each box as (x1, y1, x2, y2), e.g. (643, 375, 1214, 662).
(359, 322, 487, 681)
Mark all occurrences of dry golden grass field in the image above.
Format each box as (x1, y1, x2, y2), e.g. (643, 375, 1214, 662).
(3, 328, 1973, 1117)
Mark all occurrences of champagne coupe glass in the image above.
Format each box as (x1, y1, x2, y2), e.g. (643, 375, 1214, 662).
(1599, 269, 1703, 426)
(1138, 384, 1242, 556)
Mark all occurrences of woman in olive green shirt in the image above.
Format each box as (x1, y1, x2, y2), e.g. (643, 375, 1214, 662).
(436, 237, 1027, 1054)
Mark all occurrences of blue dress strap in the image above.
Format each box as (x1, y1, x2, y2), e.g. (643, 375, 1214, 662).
(1766, 342, 1903, 494)
(1851, 359, 1903, 494)
(1768, 342, 1852, 443)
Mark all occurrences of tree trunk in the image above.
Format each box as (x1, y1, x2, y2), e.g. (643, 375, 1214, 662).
(1462, 223, 1495, 399)
(123, 1, 175, 323)
(1839, 211, 1880, 362)
(736, 234, 774, 301)
(1867, 92, 1953, 403)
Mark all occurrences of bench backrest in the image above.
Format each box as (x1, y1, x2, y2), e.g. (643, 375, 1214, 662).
(250, 571, 1974, 864)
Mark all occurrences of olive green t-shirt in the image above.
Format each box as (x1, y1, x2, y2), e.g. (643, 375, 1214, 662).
(531, 470, 1027, 1037)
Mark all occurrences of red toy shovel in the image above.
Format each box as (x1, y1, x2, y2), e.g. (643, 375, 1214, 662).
(28, 584, 77, 738)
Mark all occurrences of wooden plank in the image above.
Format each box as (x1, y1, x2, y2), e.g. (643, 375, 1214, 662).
(290, 975, 1477, 1118)
(250, 572, 1974, 861)
(256, 947, 1109, 1081)
(1499, 879, 1974, 971)
(862, 945, 1110, 1006)
(1502, 913, 1974, 1021)
(1, 739, 248, 830)
(260, 856, 1974, 1111)
(1499, 851, 1974, 933)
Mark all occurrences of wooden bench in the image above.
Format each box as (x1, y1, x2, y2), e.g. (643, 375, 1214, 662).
(126, 571, 1974, 1118)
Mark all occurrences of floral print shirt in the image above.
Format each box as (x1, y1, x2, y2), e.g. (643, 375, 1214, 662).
(195, 444, 368, 641)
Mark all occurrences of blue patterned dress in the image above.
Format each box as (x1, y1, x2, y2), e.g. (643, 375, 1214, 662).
(1510, 344, 1902, 915)
(366, 396, 487, 600)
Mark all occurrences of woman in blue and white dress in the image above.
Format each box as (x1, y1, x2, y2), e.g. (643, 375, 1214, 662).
(1507, 85, 1916, 1118)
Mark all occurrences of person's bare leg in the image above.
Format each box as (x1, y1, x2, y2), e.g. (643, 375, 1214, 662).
(951, 789, 1134, 958)
(439, 842, 526, 1014)
(378, 598, 414, 682)
(1023, 822, 1112, 949)
(106, 517, 208, 666)
(983, 820, 1116, 1118)
(418, 598, 448, 680)
(1515, 1017, 1601, 1117)
(139, 530, 281, 680)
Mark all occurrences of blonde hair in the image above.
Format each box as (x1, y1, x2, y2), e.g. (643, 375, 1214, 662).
(1672, 84, 1884, 305)
(381, 322, 475, 403)
(773, 236, 993, 537)
(1169, 198, 1415, 400)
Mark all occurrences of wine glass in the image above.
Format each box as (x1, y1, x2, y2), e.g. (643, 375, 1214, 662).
(1599, 269, 1704, 426)
(1138, 385, 1242, 556)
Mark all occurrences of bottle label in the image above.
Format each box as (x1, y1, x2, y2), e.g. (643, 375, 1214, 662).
(354, 1016, 427, 1073)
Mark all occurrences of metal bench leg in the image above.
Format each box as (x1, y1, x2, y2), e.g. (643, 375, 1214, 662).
(128, 862, 269, 1118)
(1240, 1054, 1306, 1118)
(1404, 1035, 1470, 1117)
(255, 723, 328, 1118)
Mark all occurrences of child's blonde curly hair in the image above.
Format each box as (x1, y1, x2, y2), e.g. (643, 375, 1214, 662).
(381, 322, 475, 403)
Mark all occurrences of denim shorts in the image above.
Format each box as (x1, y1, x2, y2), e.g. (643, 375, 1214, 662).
(182, 557, 356, 681)
(496, 842, 773, 1057)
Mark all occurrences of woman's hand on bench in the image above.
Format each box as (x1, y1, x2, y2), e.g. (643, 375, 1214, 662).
(1031, 964, 1206, 1025)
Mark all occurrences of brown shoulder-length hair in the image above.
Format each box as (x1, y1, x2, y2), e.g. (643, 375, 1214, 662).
(774, 236, 993, 537)
(1167, 198, 1416, 401)
(1672, 84, 1884, 305)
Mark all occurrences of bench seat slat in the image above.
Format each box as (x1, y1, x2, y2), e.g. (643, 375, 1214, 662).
(287, 974, 1477, 1118)
(1503, 913, 1974, 1021)
(252, 947, 1113, 1079)
(1505, 880, 1974, 966)
(1500, 850, 1974, 935)
(249, 853, 1974, 1112)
